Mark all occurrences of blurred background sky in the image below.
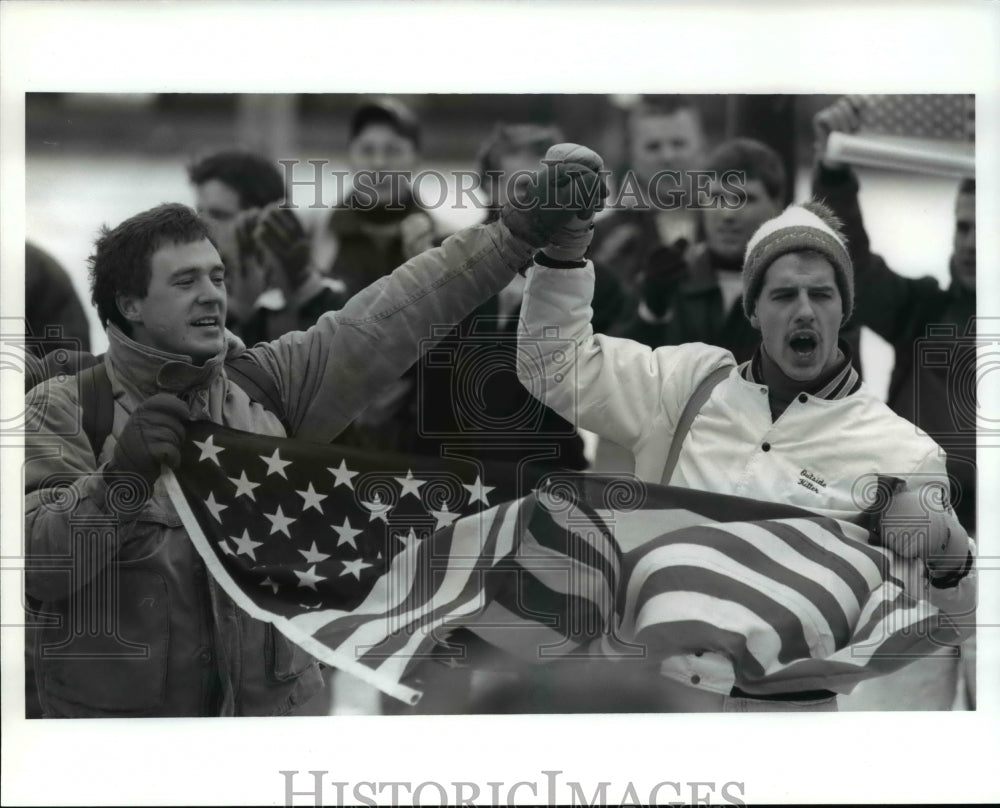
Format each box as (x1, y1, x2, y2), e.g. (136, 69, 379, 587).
(25, 92, 967, 401)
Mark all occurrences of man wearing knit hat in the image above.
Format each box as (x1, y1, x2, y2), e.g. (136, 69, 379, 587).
(516, 149, 975, 711)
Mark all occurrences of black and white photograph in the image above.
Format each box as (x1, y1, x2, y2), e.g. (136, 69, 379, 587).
(2, 2, 998, 806)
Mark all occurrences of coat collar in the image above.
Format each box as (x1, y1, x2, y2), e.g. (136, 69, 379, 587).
(105, 324, 244, 399)
(738, 339, 861, 401)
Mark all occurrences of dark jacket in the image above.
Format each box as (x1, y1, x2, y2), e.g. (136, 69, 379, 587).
(812, 164, 977, 532)
(591, 207, 697, 295)
(320, 199, 436, 300)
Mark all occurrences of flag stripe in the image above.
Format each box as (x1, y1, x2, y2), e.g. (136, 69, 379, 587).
(630, 525, 855, 648)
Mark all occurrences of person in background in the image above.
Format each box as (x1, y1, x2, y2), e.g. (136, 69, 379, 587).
(408, 123, 626, 473)
(811, 96, 976, 534)
(590, 96, 709, 295)
(189, 149, 286, 227)
(187, 149, 288, 334)
(313, 97, 438, 300)
(618, 137, 863, 371)
(811, 96, 977, 711)
(188, 149, 348, 344)
(25, 241, 92, 356)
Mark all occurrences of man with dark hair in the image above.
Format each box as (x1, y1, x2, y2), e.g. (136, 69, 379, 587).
(591, 95, 709, 293)
(517, 146, 975, 711)
(23, 143, 605, 718)
(188, 149, 286, 225)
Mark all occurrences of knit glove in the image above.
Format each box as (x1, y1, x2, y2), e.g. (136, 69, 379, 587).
(501, 143, 607, 248)
(255, 204, 312, 292)
(108, 393, 190, 493)
(639, 239, 689, 317)
(542, 215, 596, 263)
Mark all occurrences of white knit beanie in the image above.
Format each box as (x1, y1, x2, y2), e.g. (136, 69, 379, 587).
(742, 200, 853, 320)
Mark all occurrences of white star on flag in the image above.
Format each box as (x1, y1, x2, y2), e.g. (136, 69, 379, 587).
(394, 470, 426, 500)
(362, 494, 391, 523)
(463, 475, 495, 506)
(430, 504, 461, 530)
(333, 517, 362, 549)
(299, 541, 331, 565)
(204, 491, 228, 522)
(217, 537, 235, 557)
(228, 470, 260, 501)
(259, 448, 292, 479)
(193, 434, 225, 465)
(230, 529, 264, 561)
(259, 576, 280, 594)
(340, 557, 373, 581)
(296, 482, 327, 513)
(328, 460, 358, 490)
(263, 504, 297, 537)
(294, 564, 326, 591)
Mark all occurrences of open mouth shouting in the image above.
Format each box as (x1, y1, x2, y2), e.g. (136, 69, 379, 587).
(787, 329, 819, 362)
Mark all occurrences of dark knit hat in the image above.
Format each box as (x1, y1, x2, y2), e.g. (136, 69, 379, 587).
(742, 200, 854, 320)
(349, 97, 421, 149)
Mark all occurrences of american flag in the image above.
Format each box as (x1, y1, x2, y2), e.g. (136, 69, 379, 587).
(859, 93, 975, 141)
(164, 423, 973, 706)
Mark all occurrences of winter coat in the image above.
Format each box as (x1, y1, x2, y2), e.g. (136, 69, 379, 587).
(24, 220, 533, 717)
(516, 259, 975, 694)
(517, 260, 944, 521)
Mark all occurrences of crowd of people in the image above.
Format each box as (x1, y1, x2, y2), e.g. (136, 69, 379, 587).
(23, 95, 977, 717)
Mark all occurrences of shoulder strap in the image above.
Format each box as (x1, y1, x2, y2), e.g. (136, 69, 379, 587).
(78, 362, 114, 459)
(66, 353, 288, 456)
(225, 353, 288, 430)
(660, 364, 731, 485)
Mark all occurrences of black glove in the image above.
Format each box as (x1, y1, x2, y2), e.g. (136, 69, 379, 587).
(640, 239, 689, 318)
(254, 204, 312, 291)
(108, 393, 190, 491)
(501, 143, 607, 248)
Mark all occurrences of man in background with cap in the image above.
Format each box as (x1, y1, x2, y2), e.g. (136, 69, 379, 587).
(516, 147, 975, 710)
(312, 96, 438, 301)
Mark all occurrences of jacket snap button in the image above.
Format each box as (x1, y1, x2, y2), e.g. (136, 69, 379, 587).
(691, 675, 701, 685)
(761, 442, 771, 452)
(199, 649, 213, 664)
(798, 393, 808, 403)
